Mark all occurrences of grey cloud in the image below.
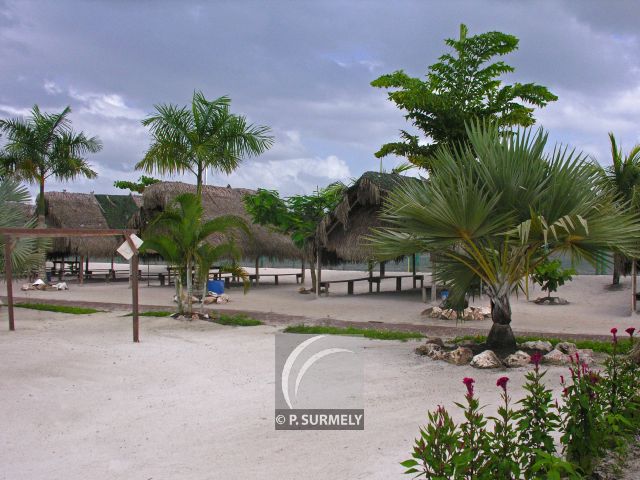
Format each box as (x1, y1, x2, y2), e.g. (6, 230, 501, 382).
(1, 0, 639, 198)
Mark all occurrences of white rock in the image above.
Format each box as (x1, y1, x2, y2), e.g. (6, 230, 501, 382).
(520, 340, 554, 353)
(556, 342, 578, 356)
(504, 350, 531, 368)
(415, 343, 444, 360)
(542, 349, 570, 365)
(443, 347, 474, 365)
(470, 350, 503, 369)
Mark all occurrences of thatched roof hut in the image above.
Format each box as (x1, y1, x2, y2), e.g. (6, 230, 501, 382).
(134, 182, 301, 260)
(320, 171, 423, 263)
(44, 192, 118, 257)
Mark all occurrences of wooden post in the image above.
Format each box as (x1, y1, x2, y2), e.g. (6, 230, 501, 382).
(126, 234, 140, 343)
(255, 257, 260, 286)
(79, 254, 84, 285)
(131, 253, 139, 342)
(430, 255, 437, 303)
(632, 259, 637, 314)
(411, 254, 417, 288)
(4, 237, 15, 331)
(59, 255, 64, 282)
(85, 255, 89, 273)
(316, 248, 321, 297)
(380, 261, 386, 278)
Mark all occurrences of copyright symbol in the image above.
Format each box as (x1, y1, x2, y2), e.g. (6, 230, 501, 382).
(275, 414, 286, 425)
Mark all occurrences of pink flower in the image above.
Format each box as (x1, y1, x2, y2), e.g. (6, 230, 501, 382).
(530, 352, 542, 367)
(463, 377, 475, 397)
(611, 327, 618, 344)
(626, 327, 635, 338)
(496, 376, 509, 392)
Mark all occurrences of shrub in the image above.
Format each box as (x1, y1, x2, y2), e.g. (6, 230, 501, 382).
(531, 259, 575, 298)
(403, 328, 640, 479)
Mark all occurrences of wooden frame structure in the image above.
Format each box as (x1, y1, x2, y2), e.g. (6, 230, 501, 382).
(1, 228, 141, 342)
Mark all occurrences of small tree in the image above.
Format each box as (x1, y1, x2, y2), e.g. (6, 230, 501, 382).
(113, 175, 160, 193)
(371, 24, 557, 170)
(531, 259, 576, 299)
(142, 193, 249, 315)
(244, 184, 344, 291)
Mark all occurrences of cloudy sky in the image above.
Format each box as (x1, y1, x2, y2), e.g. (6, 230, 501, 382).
(1, 0, 639, 197)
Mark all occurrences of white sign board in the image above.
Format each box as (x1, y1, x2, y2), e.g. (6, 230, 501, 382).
(116, 234, 144, 260)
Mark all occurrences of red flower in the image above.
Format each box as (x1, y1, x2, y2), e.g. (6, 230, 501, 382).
(626, 327, 636, 337)
(530, 352, 542, 367)
(560, 375, 565, 384)
(611, 327, 618, 344)
(496, 376, 509, 392)
(462, 377, 475, 396)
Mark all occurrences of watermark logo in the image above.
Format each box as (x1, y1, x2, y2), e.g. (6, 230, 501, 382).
(275, 333, 364, 430)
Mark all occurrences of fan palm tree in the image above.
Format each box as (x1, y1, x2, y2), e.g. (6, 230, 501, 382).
(369, 122, 640, 353)
(141, 193, 249, 315)
(0, 172, 50, 275)
(136, 91, 273, 198)
(0, 105, 101, 226)
(595, 133, 640, 285)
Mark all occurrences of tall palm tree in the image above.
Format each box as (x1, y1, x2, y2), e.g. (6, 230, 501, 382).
(136, 91, 273, 198)
(369, 122, 640, 353)
(0, 105, 101, 226)
(141, 193, 249, 315)
(595, 132, 640, 285)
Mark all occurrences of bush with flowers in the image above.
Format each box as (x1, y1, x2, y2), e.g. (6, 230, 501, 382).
(402, 328, 640, 479)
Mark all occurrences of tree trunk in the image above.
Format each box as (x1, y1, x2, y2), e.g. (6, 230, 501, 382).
(37, 176, 46, 279)
(186, 259, 193, 315)
(613, 252, 624, 285)
(309, 255, 317, 292)
(301, 258, 305, 283)
(486, 294, 517, 354)
(175, 274, 184, 315)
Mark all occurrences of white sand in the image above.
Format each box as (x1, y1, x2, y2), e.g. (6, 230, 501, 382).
(0, 309, 568, 479)
(8, 269, 639, 336)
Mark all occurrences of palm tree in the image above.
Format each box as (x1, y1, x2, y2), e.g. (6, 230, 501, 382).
(0, 105, 101, 226)
(595, 133, 640, 285)
(0, 172, 50, 275)
(136, 91, 273, 198)
(141, 193, 249, 315)
(369, 122, 640, 353)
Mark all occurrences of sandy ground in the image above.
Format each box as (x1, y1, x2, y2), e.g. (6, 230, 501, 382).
(0, 308, 569, 480)
(7, 266, 639, 337)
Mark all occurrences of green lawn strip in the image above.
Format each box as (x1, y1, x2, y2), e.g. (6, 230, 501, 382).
(213, 314, 262, 326)
(123, 311, 174, 317)
(15, 302, 103, 315)
(453, 334, 632, 354)
(283, 324, 424, 341)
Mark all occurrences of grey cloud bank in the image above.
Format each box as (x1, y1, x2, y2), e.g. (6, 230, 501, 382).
(1, 0, 639, 196)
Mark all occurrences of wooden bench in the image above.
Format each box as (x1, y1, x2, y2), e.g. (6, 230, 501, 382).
(320, 276, 381, 296)
(249, 272, 302, 286)
(320, 274, 425, 296)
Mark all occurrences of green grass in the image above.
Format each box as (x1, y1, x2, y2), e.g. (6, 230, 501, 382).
(123, 310, 173, 317)
(283, 324, 424, 341)
(15, 302, 103, 315)
(453, 334, 632, 354)
(213, 314, 262, 326)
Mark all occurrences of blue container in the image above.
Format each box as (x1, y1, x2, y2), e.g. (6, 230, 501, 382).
(207, 280, 225, 294)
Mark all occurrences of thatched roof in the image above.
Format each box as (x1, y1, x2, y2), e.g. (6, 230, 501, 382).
(44, 192, 120, 257)
(134, 181, 301, 260)
(321, 171, 423, 263)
